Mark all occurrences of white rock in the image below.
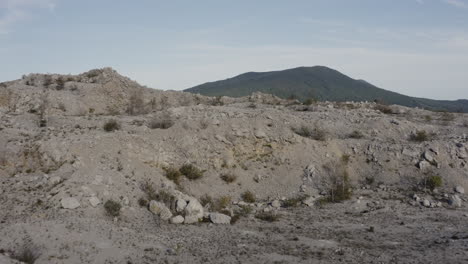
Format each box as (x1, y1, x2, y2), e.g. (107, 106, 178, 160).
(184, 198, 204, 219)
(184, 215, 200, 224)
(49, 176, 62, 185)
(209, 213, 231, 224)
(454, 186, 465, 194)
(254, 129, 267, 138)
(176, 199, 187, 212)
(149, 201, 173, 221)
(449, 195, 462, 208)
(422, 199, 431, 207)
(303, 197, 317, 207)
(61, 197, 80, 209)
(170, 215, 185, 224)
(88, 197, 101, 207)
(271, 200, 281, 208)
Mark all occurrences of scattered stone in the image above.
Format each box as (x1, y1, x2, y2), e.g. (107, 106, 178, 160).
(61, 197, 80, 209)
(449, 195, 462, 208)
(454, 186, 465, 194)
(49, 176, 62, 185)
(184, 215, 201, 224)
(89, 196, 101, 207)
(422, 199, 431, 207)
(149, 201, 173, 221)
(170, 215, 185, 224)
(209, 213, 231, 224)
(303, 197, 317, 207)
(254, 129, 267, 138)
(271, 200, 281, 208)
(184, 198, 204, 219)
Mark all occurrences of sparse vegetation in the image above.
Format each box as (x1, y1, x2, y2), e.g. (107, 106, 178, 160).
(255, 211, 280, 222)
(199, 119, 209, 129)
(10, 240, 41, 264)
(56, 77, 65, 90)
(375, 104, 393, 114)
(409, 130, 429, 142)
(148, 116, 174, 129)
(127, 90, 146, 115)
(104, 199, 121, 217)
(424, 115, 432, 122)
(303, 98, 316, 105)
(439, 112, 455, 122)
(230, 205, 252, 224)
(179, 164, 204, 180)
(103, 119, 120, 132)
(322, 162, 353, 203)
(163, 167, 182, 185)
(220, 173, 237, 183)
(424, 175, 443, 191)
(138, 197, 148, 207)
(293, 125, 327, 141)
(241, 191, 256, 203)
(349, 130, 364, 139)
(282, 194, 309, 208)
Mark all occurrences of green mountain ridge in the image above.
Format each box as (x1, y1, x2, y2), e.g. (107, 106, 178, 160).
(185, 66, 468, 113)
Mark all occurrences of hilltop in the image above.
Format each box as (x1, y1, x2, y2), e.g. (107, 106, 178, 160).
(185, 66, 468, 113)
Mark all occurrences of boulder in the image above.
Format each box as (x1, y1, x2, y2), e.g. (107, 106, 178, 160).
(170, 215, 185, 224)
(449, 195, 462, 208)
(61, 197, 80, 209)
(209, 213, 231, 224)
(149, 201, 173, 221)
(184, 198, 204, 219)
(454, 186, 465, 194)
(184, 215, 201, 224)
(271, 200, 281, 208)
(176, 199, 187, 212)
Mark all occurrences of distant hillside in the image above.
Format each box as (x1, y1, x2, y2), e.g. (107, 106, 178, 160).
(185, 66, 468, 113)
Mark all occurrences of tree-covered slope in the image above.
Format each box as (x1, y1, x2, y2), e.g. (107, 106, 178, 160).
(185, 66, 468, 112)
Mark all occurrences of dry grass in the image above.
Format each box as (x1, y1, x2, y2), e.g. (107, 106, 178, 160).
(241, 191, 256, 203)
(148, 117, 174, 129)
(348, 130, 364, 139)
(180, 164, 204, 180)
(292, 125, 327, 141)
(255, 211, 280, 222)
(409, 130, 430, 142)
(282, 194, 310, 208)
(220, 173, 237, 183)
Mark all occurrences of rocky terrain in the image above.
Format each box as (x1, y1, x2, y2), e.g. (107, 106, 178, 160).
(0, 68, 467, 264)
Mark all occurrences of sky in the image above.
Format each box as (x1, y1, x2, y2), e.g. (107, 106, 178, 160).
(1, 0, 468, 100)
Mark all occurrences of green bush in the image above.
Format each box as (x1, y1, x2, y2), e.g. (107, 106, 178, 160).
(163, 167, 182, 185)
(425, 175, 442, 190)
(104, 200, 121, 217)
(180, 164, 204, 180)
(241, 191, 256, 203)
(103, 119, 120, 132)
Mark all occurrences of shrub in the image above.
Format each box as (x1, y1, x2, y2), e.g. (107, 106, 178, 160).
(180, 164, 204, 180)
(200, 194, 213, 207)
(424, 115, 432, 122)
(163, 167, 182, 185)
(199, 119, 209, 129)
(212, 196, 232, 212)
(10, 241, 41, 264)
(425, 175, 443, 191)
(349, 130, 364, 139)
(220, 173, 237, 184)
(141, 180, 158, 201)
(138, 197, 148, 207)
(282, 194, 309, 208)
(439, 112, 455, 122)
(103, 119, 120, 132)
(303, 98, 316, 105)
(322, 163, 353, 203)
(241, 191, 256, 203)
(231, 205, 253, 224)
(255, 211, 280, 222)
(409, 130, 429, 142)
(292, 125, 327, 141)
(104, 200, 121, 217)
(463, 121, 468, 128)
(148, 117, 174, 129)
(375, 104, 393, 114)
(56, 77, 65, 90)
(127, 91, 146, 115)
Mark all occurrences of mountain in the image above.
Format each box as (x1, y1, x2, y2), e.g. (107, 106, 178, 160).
(185, 66, 468, 113)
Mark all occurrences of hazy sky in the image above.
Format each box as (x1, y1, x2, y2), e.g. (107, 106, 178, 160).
(1, 0, 468, 100)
